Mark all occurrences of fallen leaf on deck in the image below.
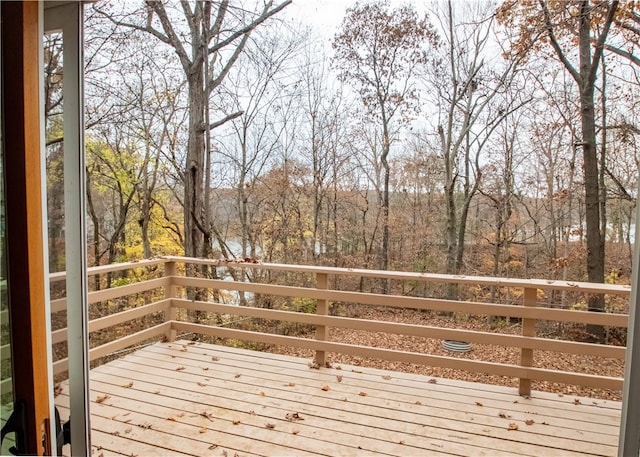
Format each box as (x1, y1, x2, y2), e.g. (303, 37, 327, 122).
(202, 367, 209, 371)
(508, 423, 519, 430)
(399, 440, 405, 445)
(341, 397, 348, 402)
(336, 375, 343, 382)
(382, 375, 392, 380)
(308, 362, 320, 369)
(359, 392, 367, 397)
(111, 431, 120, 437)
(200, 412, 214, 421)
(525, 419, 535, 425)
(260, 391, 266, 396)
(428, 378, 437, 384)
(285, 412, 304, 422)
(175, 366, 185, 371)
(415, 401, 422, 405)
(335, 366, 342, 370)
(574, 398, 581, 405)
(212, 356, 219, 361)
(475, 402, 483, 407)
(199, 427, 207, 434)
(321, 385, 330, 391)
(234, 374, 241, 378)
(513, 400, 519, 404)
(265, 423, 276, 429)
(292, 430, 300, 435)
(167, 417, 176, 421)
(498, 412, 510, 419)
(287, 382, 296, 387)
(208, 445, 218, 450)
(96, 394, 110, 404)
(197, 382, 207, 387)
(232, 420, 241, 425)
(541, 421, 549, 425)
(122, 382, 134, 388)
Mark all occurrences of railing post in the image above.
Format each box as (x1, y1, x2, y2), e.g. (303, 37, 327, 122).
(164, 261, 177, 342)
(519, 286, 536, 396)
(315, 272, 329, 366)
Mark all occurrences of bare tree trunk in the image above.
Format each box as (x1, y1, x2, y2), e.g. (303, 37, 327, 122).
(536, 0, 618, 342)
(381, 125, 391, 293)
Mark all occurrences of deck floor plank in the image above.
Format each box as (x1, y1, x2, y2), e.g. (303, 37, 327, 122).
(143, 343, 621, 431)
(55, 341, 621, 457)
(84, 369, 521, 457)
(97, 355, 615, 456)
(154, 342, 622, 419)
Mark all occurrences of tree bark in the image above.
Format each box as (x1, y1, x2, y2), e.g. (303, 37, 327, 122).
(184, 67, 206, 259)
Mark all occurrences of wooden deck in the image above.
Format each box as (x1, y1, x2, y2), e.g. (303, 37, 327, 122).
(55, 340, 621, 457)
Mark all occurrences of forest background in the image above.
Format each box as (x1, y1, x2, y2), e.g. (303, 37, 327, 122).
(44, 0, 640, 309)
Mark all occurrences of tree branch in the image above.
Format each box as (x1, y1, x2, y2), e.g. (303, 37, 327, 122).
(605, 167, 634, 201)
(145, 1, 192, 73)
(588, 0, 619, 86)
(603, 43, 640, 66)
(207, 110, 244, 130)
(207, 0, 292, 54)
(539, 0, 582, 84)
(210, 0, 229, 38)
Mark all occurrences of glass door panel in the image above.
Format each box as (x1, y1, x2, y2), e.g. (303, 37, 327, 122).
(0, 64, 15, 455)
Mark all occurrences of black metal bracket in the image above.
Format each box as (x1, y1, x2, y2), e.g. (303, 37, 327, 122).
(54, 407, 71, 455)
(0, 399, 27, 455)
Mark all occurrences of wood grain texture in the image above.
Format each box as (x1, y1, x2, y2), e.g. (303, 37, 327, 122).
(2, 2, 51, 454)
(55, 341, 621, 457)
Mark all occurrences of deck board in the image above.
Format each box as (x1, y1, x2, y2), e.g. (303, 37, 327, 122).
(55, 341, 621, 456)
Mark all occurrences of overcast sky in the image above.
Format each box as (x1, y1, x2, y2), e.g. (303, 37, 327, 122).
(285, 0, 357, 36)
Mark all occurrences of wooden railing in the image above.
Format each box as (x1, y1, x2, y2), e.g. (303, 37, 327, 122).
(48, 256, 631, 396)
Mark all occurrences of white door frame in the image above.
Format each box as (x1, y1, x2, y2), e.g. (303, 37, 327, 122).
(619, 199, 640, 456)
(44, 3, 91, 456)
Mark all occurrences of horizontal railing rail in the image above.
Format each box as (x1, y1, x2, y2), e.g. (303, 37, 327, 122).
(48, 256, 630, 396)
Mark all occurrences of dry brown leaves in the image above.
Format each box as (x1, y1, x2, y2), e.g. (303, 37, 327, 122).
(95, 394, 110, 404)
(265, 306, 623, 401)
(285, 412, 304, 421)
